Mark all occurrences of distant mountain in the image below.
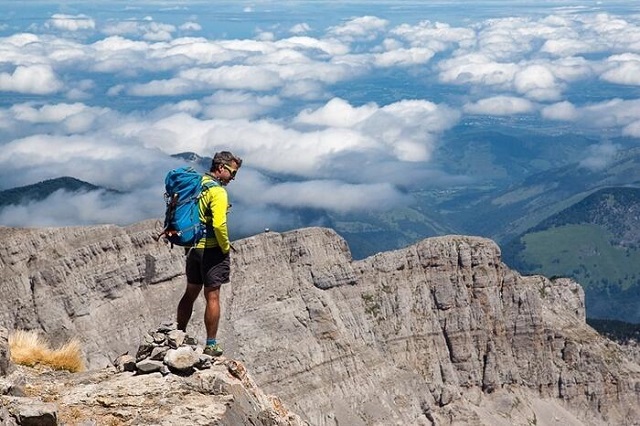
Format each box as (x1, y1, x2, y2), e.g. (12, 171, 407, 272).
(437, 124, 605, 184)
(502, 186, 640, 323)
(172, 152, 210, 168)
(0, 177, 112, 208)
(339, 144, 640, 259)
(444, 146, 640, 243)
(330, 207, 458, 259)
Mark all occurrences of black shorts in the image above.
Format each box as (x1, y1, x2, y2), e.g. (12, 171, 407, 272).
(185, 247, 230, 288)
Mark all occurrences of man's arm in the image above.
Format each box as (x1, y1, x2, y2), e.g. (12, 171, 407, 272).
(210, 187, 231, 253)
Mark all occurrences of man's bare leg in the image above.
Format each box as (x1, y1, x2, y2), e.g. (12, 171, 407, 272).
(177, 283, 202, 332)
(203, 286, 221, 340)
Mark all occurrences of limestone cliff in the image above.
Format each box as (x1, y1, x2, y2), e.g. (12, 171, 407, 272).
(1, 221, 639, 425)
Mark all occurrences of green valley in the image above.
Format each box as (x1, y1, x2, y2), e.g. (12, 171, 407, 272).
(503, 187, 640, 323)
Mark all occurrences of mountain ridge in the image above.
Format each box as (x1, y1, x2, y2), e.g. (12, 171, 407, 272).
(0, 176, 119, 208)
(0, 221, 638, 425)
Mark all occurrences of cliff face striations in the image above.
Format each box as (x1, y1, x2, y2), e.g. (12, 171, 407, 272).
(1, 221, 639, 425)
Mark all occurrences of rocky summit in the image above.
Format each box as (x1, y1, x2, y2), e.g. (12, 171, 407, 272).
(0, 323, 305, 426)
(1, 221, 639, 425)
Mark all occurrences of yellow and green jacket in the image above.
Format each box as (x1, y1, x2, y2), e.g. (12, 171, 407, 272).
(196, 174, 231, 253)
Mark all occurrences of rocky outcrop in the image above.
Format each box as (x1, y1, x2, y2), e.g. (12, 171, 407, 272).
(1, 222, 639, 425)
(0, 327, 11, 377)
(0, 323, 305, 425)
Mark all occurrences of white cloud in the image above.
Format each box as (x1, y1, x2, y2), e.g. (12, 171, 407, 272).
(180, 22, 202, 32)
(126, 78, 195, 96)
(464, 96, 535, 115)
(256, 31, 275, 42)
(142, 22, 176, 41)
(101, 21, 142, 37)
(0, 65, 63, 94)
(11, 102, 97, 123)
(438, 53, 519, 86)
(279, 79, 326, 100)
(290, 23, 311, 35)
(274, 36, 349, 56)
(365, 100, 460, 161)
(327, 16, 389, 41)
(538, 98, 640, 134)
(295, 98, 459, 162)
(541, 101, 579, 121)
(545, 56, 594, 82)
(579, 141, 621, 171)
(111, 111, 372, 176)
(201, 91, 281, 119)
(579, 99, 640, 129)
(101, 19, 176, 41)
(0, 190, 161, 227)
(601, 53, 640, 85)
(128, 65, 282, 96)
(0, 129, 179, 193)
(7, 102, 111, 133)
(439, 56, 570, 101)
(540, 38, 594, 56)
(391, 20, 476, 51)
(105, 97, 458, 182)
(623, 120, 640, 137)
(65, 79, 96, 101)
(241, 176, 410, 213)
(46, 14, 96, 32)
(2, 6, 640, 231)
(372, 47, 435, 67)
(295, 98, 378, 127)
(513, 64, 561, 101)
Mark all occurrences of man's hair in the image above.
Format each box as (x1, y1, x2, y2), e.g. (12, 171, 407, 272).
(211, 151, 243, 172)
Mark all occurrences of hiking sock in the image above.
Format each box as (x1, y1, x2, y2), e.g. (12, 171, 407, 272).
(206, 338, 217, 347)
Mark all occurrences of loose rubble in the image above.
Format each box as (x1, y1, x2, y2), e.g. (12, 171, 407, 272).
(0, 325, 307, 425)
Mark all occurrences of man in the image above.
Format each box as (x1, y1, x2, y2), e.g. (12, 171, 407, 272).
(176, 151, 242, 357)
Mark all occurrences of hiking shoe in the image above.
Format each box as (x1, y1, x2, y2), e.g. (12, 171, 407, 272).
(203, 343, 223, 357)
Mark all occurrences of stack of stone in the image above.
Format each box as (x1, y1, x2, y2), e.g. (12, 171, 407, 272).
(114, 322, 217, 376)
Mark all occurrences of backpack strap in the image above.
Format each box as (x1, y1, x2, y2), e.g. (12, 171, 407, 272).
(199, 175, 221, 228)
(200, 174, 220, 195)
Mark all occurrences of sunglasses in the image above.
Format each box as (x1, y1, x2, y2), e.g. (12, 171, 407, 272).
(223, 164, 238, 178)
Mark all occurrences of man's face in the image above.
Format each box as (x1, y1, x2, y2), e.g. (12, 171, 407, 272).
(218, 161, 238, 186)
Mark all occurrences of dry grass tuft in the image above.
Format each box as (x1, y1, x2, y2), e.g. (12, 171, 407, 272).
(8, 330, 85, 373)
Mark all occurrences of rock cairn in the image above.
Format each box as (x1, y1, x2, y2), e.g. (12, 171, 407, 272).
(114, 322, 216, 376)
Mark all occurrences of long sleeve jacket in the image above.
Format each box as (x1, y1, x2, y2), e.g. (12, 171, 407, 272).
(195, 175, 231, 253)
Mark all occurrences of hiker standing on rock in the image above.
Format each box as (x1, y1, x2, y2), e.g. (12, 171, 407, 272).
(177, 151, 242, 357)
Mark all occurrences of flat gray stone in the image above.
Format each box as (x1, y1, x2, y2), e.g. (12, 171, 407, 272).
(16, 401, 57, 426)
(164, 347, 199, 372)
(136, 359, 164, 374)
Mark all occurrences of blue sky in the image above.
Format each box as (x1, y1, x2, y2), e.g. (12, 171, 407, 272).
(1, 1, 639, 233)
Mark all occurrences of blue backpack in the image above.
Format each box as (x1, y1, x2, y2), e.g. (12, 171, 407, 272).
(157, 166, 219, 247)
